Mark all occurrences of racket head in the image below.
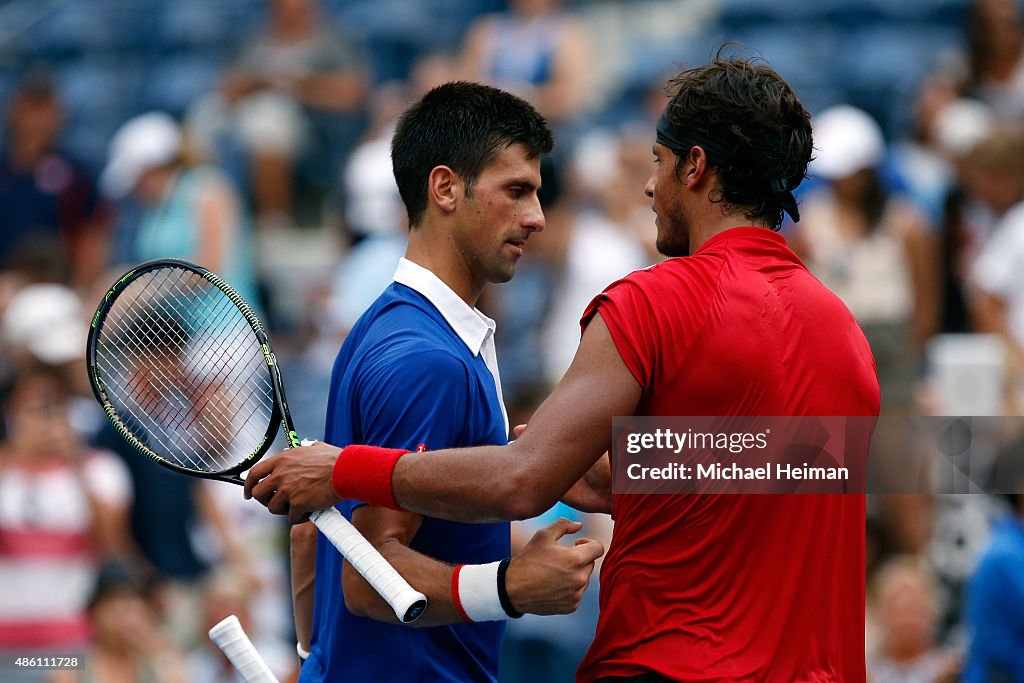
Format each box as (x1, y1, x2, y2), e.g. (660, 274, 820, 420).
(87, 258, 286, 483)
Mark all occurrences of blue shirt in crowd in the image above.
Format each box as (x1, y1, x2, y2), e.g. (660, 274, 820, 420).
(964, 514, 1024, 683)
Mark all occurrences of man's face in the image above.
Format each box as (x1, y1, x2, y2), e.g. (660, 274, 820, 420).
(454, 143, 545, 285)
(645, 142, 689, 257)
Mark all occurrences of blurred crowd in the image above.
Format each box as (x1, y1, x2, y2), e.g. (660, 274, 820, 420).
(1, 0, 1023, 681)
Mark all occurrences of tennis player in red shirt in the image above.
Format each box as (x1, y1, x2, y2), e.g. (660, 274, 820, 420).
(247, 56, 881, 682)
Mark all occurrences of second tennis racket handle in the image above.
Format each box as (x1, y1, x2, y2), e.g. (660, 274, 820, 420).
(208, 615, 279, 683)
(310, 506, 428, 623)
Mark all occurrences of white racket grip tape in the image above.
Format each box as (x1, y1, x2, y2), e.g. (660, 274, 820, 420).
(208, 615, 279, 683)
(309, 506, 428, 623)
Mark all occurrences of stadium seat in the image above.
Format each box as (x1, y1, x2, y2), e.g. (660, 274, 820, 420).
(722, 25, 839, 95)
(139, 56, 221, 116)
(58, 61, 142, 116)
(154, 1, 234, 52)
(719, 0, 831, 30)
(62, 111, 127, 173)
(834, 25, 961, 132)
(856, 0, 972, 23)
(30, 0, 119, 55)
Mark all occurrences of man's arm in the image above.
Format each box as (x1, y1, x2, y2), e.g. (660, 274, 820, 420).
(290, 522, 317, 653)
(509, 423, 611, 515)
(344, 507, 603, 626)
(392, 314, 639, 521)
(560, 453, 612, 514)
(245, 313, 641, 523)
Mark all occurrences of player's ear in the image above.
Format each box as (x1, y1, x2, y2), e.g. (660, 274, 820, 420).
(686, 146, 710, 186)
(428, 165, 461, 215)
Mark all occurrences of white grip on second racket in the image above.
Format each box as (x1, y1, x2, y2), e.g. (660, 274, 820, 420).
(309, 505, 428, 623)
(209, 615, 279, 683)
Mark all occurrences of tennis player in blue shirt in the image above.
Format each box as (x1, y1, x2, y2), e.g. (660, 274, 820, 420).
(289, 81, 604, 682)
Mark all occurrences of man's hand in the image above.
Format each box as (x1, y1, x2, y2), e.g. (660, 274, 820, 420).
(561, 453, 612, 514)
(244, 442, 343, 523)
(505, 518, 604, 615)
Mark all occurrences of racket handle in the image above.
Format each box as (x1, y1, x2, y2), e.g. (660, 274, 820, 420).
(208, 615, 279, 683)
(309, 506, 428, 623)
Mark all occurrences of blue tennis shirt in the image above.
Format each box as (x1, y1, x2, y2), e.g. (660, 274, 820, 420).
(300, 259, 511, 683)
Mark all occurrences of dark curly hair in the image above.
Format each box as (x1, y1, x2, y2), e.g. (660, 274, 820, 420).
(664, 54, 812, 230)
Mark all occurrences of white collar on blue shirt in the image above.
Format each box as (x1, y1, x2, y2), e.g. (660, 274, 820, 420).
(392, 257, 496, 357)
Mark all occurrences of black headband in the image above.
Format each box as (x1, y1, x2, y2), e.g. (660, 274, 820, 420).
(655, 109, 731, 167)
(656, 109, 800, 224)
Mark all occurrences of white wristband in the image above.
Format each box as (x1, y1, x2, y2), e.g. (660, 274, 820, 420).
(455, 561, 506, 623)
(297, 641, 310, 661)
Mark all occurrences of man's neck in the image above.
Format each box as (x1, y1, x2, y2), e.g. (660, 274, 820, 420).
(688, 212, 772, 255)
(404, 236, 482, 307)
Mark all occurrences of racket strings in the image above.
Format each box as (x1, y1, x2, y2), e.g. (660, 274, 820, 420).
(144, 267, 275, 458)
(105, 302, 215, 471)
(106, 275, 271, 469)
(165, 285, 268, 429)
(101, 293, 256, 469)
(135, 290, 263, 460)
(94, 266, 275, 473)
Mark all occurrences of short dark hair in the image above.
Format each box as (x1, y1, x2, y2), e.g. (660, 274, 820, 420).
(663, 53, 812, 230)
(391, 81, 553, 228)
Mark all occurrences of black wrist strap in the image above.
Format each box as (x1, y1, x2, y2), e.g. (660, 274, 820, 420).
(496, 558, 523, 618)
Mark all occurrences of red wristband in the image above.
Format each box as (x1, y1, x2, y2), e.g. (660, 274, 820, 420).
(451, 564, 472, 623)
(331, 445, 409, 510)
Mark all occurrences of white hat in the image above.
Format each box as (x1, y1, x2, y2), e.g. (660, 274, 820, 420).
(2, 284, 88, 365)
(811, 105, 886, 180)
(100, 111, 181, 199)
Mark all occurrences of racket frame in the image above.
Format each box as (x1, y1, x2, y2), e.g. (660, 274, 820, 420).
(86, 257, 289, 484)
(88, 258, 428, 624)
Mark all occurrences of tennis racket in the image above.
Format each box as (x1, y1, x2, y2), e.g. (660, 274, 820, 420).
(87, 258, 427, 623)
(209, 615, 279, 683)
